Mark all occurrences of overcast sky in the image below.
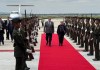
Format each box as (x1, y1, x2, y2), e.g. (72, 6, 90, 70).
(0, 0, 100, 14)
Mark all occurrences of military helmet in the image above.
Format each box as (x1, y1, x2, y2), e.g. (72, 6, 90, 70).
(12, 17, 21, 24)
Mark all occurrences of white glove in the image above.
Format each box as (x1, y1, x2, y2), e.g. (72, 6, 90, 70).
(85, 29, 87, 32)
(30, 35, 34, 38)
(77, 26, 79, 28)
(26, 49, 32, 53)
(90, 30, 93, 33)
(30, 43, 34, 47)
(32, 39, 35, 42)
(81, 27, 83, 29)
(26, 36, 29, 39)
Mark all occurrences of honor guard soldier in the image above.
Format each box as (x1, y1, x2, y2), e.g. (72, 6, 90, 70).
(80, 17, 85, 48)
(84, 17, 90, 52)
(74, 17, 78, 43)
(77, 17, 81, 45)
(65, 17, 69, 36)
(12, 18, 31, 70)
(87, 18, 95, 56)
(93, 18, 100, 61)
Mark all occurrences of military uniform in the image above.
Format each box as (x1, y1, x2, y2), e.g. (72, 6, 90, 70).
(87, 18, 95, 55)
(74, 20, 78, 43)
(84, 18, 90, 51)
(77, 20, 81, 45)
(80, 18, 85, 48)
(12, 18, 30, 70)
(93, 19, 100, 60)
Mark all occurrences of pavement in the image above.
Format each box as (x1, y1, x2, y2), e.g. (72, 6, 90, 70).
(0, 18, 100, 70)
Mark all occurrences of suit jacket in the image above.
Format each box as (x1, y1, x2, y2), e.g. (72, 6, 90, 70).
(57, 24, 66, 35)
(44, 21, 54, 33)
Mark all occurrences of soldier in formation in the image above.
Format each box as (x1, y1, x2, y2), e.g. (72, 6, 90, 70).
(12, 15, 40, 70)
(65, 16, 100, 61)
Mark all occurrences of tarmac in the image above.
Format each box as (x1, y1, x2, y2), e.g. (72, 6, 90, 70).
(0, 18, 100, 70)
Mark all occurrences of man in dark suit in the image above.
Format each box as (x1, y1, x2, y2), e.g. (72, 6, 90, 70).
(0, 18, 4, 45)
(6, 17, 11, 40)
(57, 21, 66, 46)
(44, 18, 54, 46)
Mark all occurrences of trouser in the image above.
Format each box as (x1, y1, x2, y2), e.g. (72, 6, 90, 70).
(28, 53, 34, 59)
(42, 22, 44, 27)
(58, 34, 64, 45)
(85, 38, 88, 51)
(80, 35, 84, 47)
(94, 38, 100, 60)
(66, 28, 69, 36)
(6, 29, 9, 40)
(7, 30, 13, 40)
(15, 57, 26, 70)
(89, 39, 94, 55)
(9, 31, 13, 41)
(74, 32, 77, 43)
(77, 34, 80, 45)
(0, 34, 4, 44)
(46, 33, 52, 45)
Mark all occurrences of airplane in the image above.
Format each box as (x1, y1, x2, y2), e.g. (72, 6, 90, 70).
(9, 11, 20, 19)
(6, 4, 34, 19)
(1, 4, 34, 23)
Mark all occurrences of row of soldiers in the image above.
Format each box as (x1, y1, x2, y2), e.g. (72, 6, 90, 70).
(12, 16, 40, 70)
(65, 16, 100, 61)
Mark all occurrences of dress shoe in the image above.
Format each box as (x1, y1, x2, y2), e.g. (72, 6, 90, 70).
(49, 44, 51, 46)
(93, 58, 100, 61)
(83, 50, 88, 52)
(79, 46, 82, 48)
(76, 43, 80, 45)
(79, 46, 84, 48)
(61, 44, 63, 46)
(87, 53, 93, 56)
(73, 41, 76, 43)
(49, 42, 51, 46)
(46, 42, 48, 45)
(25, 67, 30, 70)
(26, 58, 32, 61)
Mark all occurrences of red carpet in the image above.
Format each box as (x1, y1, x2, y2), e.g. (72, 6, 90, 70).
(38, 34, 96, 70)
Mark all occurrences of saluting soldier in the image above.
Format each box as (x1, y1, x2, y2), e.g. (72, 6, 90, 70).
(65, 17, 69, 36)
(77, 17, 81, 45)
(93, 18, 100, 61)
(69, 17, 73, 37)
(87, 18, 95, 56)
(84, 17, 90, 51)
(68, 17, 70, 38)
(12, 18, 31, 70)
(74, 17, 78, 43)
(71, 17, 75, 40)
(72, 17, 76, 42)
(79, 17, 85, 48)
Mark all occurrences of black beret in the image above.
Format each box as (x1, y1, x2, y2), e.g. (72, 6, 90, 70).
(12, 18, 21, 24)
(91, 18, 95, 21)
(85, 17, 90, 20)
(95, 18, 100, 22)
